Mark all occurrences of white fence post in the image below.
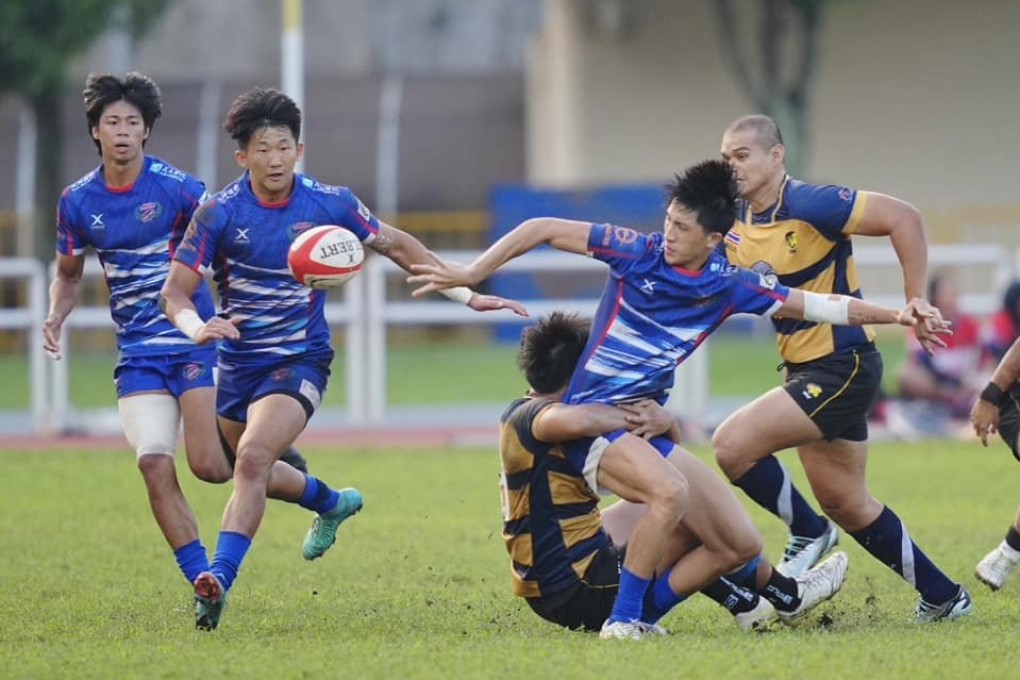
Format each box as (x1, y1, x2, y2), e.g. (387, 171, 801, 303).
(0, 258, 47, 432)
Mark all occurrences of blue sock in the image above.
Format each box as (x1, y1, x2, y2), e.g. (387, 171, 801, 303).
(297, 476, 340, 515)
(735, 456, 827, 537)
(725, 556, 761, 590)
(609, 568, 651, 623)
(174, 539, 210, 584)
(210, 531, 252, 593)
(641, 572, 688, 623)
(850, 506, 957, 604)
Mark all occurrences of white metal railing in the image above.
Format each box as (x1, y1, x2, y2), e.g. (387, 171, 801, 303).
(0, 257, 47, 431)
(2, 242, 1016, 435)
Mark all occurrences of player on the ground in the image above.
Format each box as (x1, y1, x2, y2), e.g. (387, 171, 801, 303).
(502, 311, 855, 634)
(410, 159, 937, 637)
(971, 334, 1020, 590)
(716, 114, 971, 621)
(161, 87, 526, 630)
(42, 72, 307, 602)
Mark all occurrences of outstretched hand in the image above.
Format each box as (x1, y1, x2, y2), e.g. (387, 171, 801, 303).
(467, 294, 529, 317)
(407, 260, 478, 298)
(898, 298, 952, 355)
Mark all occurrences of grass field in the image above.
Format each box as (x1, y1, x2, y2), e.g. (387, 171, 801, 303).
(1, 439, 1017, 680)
(0, 332, 910, 409)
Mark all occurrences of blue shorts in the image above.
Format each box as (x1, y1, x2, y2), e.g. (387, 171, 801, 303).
(113, 347, 217, 399)
(216, 356, 330, 423)
(564, 430, 676, 496)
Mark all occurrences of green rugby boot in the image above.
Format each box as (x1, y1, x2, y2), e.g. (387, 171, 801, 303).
(301, 488, 363, 561)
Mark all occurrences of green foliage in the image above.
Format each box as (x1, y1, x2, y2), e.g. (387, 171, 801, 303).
(0, 0, 174, 97)
(0, 441, 1014, 679)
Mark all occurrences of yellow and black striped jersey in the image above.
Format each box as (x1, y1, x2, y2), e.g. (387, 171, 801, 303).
(499, 397, 608, 598)
(724, 176, 876, 364)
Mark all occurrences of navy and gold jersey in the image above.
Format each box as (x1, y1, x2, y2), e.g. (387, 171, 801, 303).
(724, 176, 875, 364)
(499, 397, 609, 598)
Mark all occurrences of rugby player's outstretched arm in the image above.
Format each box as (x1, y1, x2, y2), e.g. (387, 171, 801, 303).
(372, 221, 528, 316)
(407, 218, 592, 296)
(779, 288, 943, 329)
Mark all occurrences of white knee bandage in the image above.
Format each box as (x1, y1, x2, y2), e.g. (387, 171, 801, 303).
(118, 393, 182, 458)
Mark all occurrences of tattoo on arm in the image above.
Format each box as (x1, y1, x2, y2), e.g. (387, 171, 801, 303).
(369, 228, 396, 256)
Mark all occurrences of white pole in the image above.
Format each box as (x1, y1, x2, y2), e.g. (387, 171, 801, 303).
(196, 80, 222, 188)
(15, 105, 36, 257)
(375, 75, 403, 221)
(281, 0, 305, 174)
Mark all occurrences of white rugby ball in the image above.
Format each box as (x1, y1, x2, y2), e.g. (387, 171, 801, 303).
(288, 225, 365, 289)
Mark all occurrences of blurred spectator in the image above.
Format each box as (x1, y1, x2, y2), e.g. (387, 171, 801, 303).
(891, 272, 988, 437)
(982, 280, 1020, 361)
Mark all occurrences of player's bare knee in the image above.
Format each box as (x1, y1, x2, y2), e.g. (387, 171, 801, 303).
(233, 444, 276, 484)
(136, 452, 177, 491)
(649, 472, 688, 518)
(187, 454, 232, 484)
(711, 426, 749, 480)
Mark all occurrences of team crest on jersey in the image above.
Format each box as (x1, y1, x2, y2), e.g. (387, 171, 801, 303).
(802, 383, 823, 399)
(784, 231, 798, 253)
(272, 367, 294, 382)
(135, 202, 163, 223)
(183, 362, 207, 381)
(612, 227, 639, 245)
(288, 222, 315, 241)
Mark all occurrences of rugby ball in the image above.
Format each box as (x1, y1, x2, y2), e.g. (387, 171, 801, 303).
(288, 225, 365, 289)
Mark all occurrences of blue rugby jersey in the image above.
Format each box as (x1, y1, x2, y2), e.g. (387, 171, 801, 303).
(564, 223, 790, 405)
(56, 156, 214, 357)
(172, 173, 379, 364)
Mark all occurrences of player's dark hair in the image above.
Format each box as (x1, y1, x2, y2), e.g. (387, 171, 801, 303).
(666, 160, 740, 235)
(517, 312, 590, 394)
(224, 87, 302, 149)
(82, 72, 162, 154)
(727, 114, 784, 150)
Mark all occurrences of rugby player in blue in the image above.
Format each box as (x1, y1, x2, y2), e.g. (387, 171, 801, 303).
(43, 73, 304, 606)
(161, 87, 526, 630)
(410, 159, 937, 638)
(718, 114, 972, 621)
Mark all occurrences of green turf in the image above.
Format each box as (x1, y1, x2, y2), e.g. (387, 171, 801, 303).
(0, 332, 909, 409)
(0, 439, 1014, 679)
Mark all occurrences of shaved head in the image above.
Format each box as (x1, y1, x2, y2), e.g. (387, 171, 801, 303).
(725, 114, 784, 150)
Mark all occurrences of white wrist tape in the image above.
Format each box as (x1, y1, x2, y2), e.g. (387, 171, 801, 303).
(439, 287, 474, 305)
(174, 308, 205, 340)
(801, 291, 851, 325)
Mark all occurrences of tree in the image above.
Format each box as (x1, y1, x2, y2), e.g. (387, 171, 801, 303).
(0, 0, 176, 259)
(713, 0, 850, 177)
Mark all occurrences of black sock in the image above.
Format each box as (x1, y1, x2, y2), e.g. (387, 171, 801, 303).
(761, 570, 801, 612)
(701, 577, 758, 615)
(1006, 526, 1020, 552)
